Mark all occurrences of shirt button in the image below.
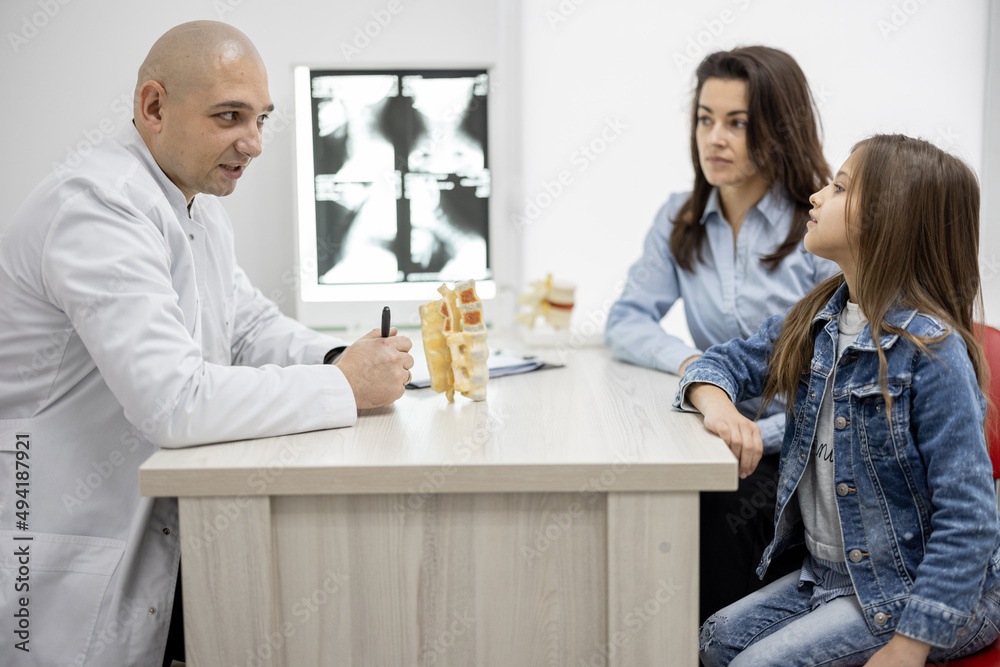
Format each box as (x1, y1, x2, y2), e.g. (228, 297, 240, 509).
(835, 416, 848, 429)
(148, 607, 157, 615)
(188, 233, 195, 240)
(849, 549, 864, 563)
(836, 483, 850, 497)
(873, 612, 888, 626)
(162, 528, 170, 535)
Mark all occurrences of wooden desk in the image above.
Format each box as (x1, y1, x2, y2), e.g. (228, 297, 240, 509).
(139, 344, 736, 666)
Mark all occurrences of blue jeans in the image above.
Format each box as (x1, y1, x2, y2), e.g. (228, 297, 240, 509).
(700, 568, 1000, 666)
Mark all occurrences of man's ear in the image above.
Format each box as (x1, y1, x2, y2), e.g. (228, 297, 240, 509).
(137, 80, 167, 134)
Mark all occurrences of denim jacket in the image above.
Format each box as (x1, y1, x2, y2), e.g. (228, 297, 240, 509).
(675, 283, 1000, 648)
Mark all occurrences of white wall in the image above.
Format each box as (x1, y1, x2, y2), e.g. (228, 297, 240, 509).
(0, 0, 513, 332)
(984, 1, 1000, 326)
(518, 0, 991, 337)
(0, 0, 991, 334)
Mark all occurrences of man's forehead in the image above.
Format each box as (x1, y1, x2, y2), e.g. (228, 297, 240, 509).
(197, 66, 272, 112)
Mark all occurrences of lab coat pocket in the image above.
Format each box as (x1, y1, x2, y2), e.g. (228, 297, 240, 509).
(0, 529, 126, 666)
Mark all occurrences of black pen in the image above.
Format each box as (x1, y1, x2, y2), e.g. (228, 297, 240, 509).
(381, 306, 391, 337)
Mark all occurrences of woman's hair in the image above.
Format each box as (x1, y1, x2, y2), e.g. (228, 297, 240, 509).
(763, 134, 988, 420)
(670, 46, 830, 272)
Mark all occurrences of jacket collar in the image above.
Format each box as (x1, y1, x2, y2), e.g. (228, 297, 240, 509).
(118, 122, 193, 219)
(811, 282, 919, 351)
(702, 185, 790, 228)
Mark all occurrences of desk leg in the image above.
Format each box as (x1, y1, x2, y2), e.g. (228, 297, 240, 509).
(179, 496, 283, 667)
(607, 491, 699, 666)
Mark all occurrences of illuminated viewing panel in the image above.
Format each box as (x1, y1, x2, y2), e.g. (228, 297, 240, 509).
(294, 66, 494, 325)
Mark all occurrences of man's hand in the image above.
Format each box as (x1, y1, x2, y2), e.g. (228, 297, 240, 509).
(687, 382, 762, 479)
(335, 328, 414, 410)
(863, 635, 932, 667)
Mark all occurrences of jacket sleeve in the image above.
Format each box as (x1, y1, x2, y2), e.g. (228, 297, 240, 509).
(894, 333, 998, 647)
(41, 189, 357, 449)
(673, 314, 783, 411)
(604, 197, 701, 374)
(229, 265, 349, 368)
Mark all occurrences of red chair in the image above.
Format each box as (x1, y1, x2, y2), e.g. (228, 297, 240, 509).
(930, 324, 1000, 665)
(978, 324, 1000, 488)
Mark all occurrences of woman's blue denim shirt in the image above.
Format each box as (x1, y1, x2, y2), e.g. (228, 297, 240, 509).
(675, 283, 1000, 648)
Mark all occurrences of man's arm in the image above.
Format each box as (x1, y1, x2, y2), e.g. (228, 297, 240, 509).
(43, 190, 358, 448)
(228, 265, 349, 367)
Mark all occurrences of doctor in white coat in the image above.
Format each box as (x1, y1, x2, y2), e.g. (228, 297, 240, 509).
(0, 21, 413, 666)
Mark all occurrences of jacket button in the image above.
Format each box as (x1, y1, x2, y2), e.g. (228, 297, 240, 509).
(162, 528, 170, 535)
(835, 416, 848, 429)
(837, 483, 850, 496)
(849, 549, 864, 563)
(873, 612, 888, 626)
(148, 607, 156, 615)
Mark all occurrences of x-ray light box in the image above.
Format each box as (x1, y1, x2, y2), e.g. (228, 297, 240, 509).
(293, 65, 496, 329)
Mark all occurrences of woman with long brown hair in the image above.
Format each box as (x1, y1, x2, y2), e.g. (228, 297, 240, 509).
(685, 134, 1000, 666)
(605, 46, 837, 621)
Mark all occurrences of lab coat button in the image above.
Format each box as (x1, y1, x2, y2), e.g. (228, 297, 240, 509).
(188, 233, 194, 240)
(849, 549, 864, 563)
(835, 416, 847, 429)
(836, 483, 850, 497)
(873, 612, 888, 626)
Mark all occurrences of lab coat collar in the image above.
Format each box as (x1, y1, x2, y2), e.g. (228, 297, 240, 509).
(117, 122, 193, 219)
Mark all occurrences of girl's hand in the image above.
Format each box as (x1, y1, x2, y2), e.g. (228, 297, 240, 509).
(686, 383, 763, 479)
(863, 634, 931, 666)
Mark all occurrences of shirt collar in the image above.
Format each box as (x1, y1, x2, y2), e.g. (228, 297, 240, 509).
(812, 282, 919, 350)
(700, 185, 791, 228)
(117, 121, 193, 218)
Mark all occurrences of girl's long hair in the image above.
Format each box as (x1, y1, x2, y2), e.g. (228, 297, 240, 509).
(762, 134, 989, 419)
(670, 46, 830, 272)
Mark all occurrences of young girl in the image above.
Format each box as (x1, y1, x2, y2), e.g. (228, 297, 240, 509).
(680, 134, 1000, 666)
(605, 46, 839, 622)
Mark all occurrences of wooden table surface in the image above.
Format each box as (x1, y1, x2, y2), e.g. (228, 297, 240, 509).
(140, 341, 737, 498)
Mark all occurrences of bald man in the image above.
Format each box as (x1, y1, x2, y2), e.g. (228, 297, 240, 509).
(0, 21, 411, 666)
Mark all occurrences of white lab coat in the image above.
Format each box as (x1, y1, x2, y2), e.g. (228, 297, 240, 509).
(0, 124, 357, 665)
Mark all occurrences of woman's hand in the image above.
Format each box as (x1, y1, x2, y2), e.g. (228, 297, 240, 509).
(678, 354, 702, 376)
(686, 382, 762, 479)
(863, 634, 931, 666)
